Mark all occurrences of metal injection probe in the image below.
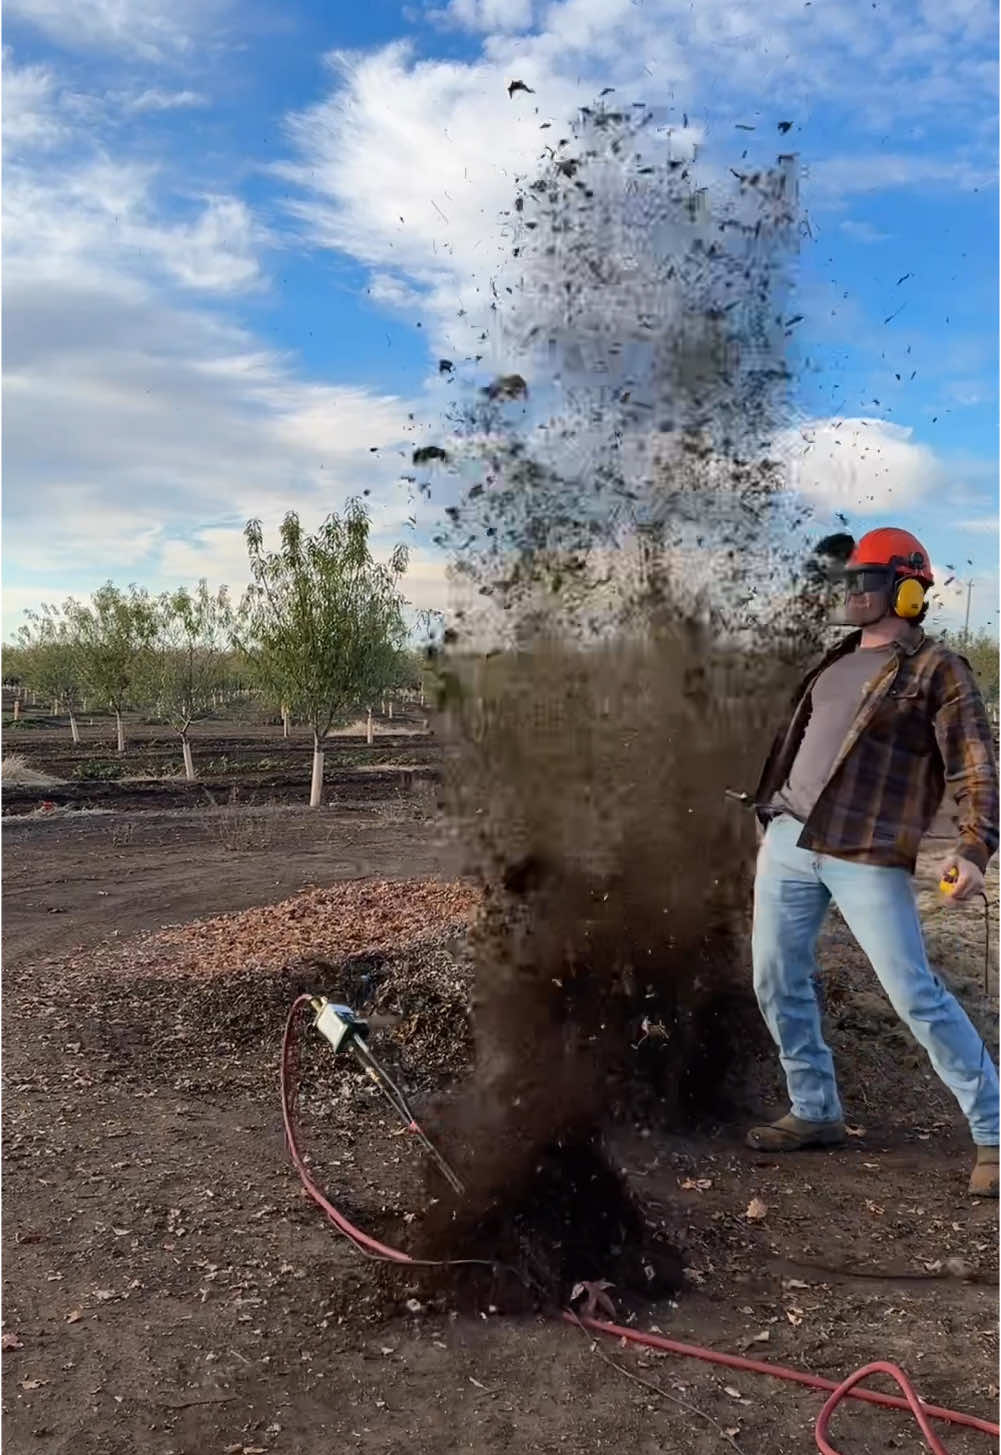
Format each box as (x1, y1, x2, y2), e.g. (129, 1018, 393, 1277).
(309, 998, 465, 1197)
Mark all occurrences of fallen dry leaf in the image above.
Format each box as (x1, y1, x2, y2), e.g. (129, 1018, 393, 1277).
(679, 1177, 713, 1192)
(65, 1309, 82, 1324)
(786, 1308, 804, 1326)
(2, 1333, 23, 1351)
(20, 1378, 46, 1391)
(570, 1279, 617, 1320)
(845, 1125, 867, 1137)
(723, 1385, 743, 1400)
(745, 1196, 768, 1221)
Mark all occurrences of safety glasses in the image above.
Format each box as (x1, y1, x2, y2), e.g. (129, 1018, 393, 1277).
(839, 566, 893, 595)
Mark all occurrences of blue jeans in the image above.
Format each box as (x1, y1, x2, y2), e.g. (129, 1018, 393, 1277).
(753, 814, 1000, 1145)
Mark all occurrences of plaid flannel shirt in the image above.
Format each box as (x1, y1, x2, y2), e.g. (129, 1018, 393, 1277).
(755, 630, 999, 872)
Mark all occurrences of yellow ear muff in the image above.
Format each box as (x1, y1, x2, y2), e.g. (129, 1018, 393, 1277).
(894, 577, 925, 619)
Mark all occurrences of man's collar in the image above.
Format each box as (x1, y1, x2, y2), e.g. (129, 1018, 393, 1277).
(894, 628, 926, 657)
(816, 626, 926, 671)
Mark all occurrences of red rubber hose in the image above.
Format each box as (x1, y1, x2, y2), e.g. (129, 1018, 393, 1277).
(281, 995, 411, 1263)
(282, 997, 999, 1454)
(568, 1315, 998, 1452)
(814, 1362, 957, 1455)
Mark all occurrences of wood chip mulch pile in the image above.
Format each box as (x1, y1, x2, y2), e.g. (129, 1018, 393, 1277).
(126, 877, 483, 980)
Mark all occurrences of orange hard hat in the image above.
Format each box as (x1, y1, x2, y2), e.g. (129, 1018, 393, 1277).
(847, 527, 933, 585)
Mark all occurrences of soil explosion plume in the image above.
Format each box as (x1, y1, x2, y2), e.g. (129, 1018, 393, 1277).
(412, 104, 835, 1302)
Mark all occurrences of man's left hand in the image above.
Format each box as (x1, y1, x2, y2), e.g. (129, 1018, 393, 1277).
(938, 854, 985, 903)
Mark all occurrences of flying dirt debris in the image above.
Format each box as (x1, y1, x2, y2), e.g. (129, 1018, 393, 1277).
(482, 373, 528, 401)
(405, 104, 834, 1298)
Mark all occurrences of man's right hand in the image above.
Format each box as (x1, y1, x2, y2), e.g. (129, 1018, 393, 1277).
(938, 853, 985, 903)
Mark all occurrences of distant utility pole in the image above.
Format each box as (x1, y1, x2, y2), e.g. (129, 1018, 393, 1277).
(962, 580, 973, 650)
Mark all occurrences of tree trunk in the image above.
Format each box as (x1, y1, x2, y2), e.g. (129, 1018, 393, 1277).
(309, 734, 324, 807)
(115, 710, 126, 754)
(181, 734, 196, 781)
(82, 697, 89, 713)
(52, 698, 59, 716)
(282, 705, 291, 739)
(69, 712, 80, 745)
(13, 699, 21, 721)
(419, 682, 425, 708)
(388, 699, 394, 720)
(366, 708, 374, 746)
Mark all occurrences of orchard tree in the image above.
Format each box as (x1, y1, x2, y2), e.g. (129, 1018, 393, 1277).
(16, 605, 84, 742)
(3, 644, 28, 718)
(151, 582, 233, 779)
(238, 502, 409, 806)
(65, 584, 156, 753)
(938, 626, 1000, 708)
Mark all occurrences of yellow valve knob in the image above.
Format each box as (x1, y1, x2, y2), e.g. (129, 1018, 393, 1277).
(940, 867, 960, 896)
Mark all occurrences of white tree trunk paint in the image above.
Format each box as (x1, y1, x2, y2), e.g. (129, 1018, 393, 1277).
(282, 705, 291, 739)
(366, 708, 374, 745)
(69, 712, 80, 745)
(116, 710, 126, 754)
(181, 736, 195, 781)
(309, 737, 324, 807)
(13, 699, 21, 721)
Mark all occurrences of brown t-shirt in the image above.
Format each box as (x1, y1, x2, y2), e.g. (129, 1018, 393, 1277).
(772, 644, 895, 823)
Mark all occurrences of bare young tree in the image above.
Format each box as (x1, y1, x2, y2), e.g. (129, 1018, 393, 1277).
(238, 502, 409, 806)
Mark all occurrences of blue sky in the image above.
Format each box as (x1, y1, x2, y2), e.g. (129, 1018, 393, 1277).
(3, 0, 998, 635)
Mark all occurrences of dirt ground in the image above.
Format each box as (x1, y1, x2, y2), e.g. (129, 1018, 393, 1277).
(3, 712, 999, 1454)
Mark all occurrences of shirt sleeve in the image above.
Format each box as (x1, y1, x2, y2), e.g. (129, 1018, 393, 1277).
(932, 655, 999, 872)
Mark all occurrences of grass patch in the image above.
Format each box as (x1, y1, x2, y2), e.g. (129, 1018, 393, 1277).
(75, 760, 126, 781)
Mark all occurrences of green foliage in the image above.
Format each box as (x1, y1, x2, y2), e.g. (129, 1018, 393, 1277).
(150, 581, 233, 732)
(937, 627, 1000, 705)
(15, 604, 82, 709)
(236, 501, 409, 742)
(64, 584, 157, 714)
(75, 760, 125, 781)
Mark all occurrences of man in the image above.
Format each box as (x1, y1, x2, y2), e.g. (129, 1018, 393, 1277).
(748, 526, 999, 1197)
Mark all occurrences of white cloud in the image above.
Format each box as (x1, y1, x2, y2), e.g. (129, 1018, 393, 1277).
(125, 88, 207, 113)
(5, 153, 265, 294)
(276, 0, 994, 363)
(955, 517, 999, 534)
(2, 53, 430, 635)
(4, 0, 228, 59)
(431, 0, 535, 31)
(777, 417, 945, 515)
(1, 50, 67, 150)
(807, 152, 993, 200)
(838, 219, 890, 244)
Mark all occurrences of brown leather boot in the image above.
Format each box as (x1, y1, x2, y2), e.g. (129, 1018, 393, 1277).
(969, 1146, 999, 1198)
(746, 1113, 846, 1152)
